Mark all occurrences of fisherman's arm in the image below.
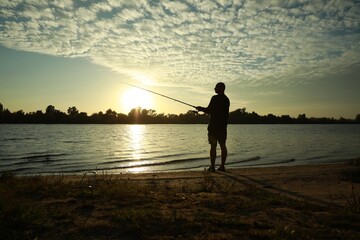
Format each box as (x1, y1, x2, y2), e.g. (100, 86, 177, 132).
(196, 97, 214, 114)
(196, 106, 208, 112)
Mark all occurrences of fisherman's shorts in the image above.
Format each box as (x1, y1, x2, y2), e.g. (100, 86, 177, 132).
(208, 132, 227, 145)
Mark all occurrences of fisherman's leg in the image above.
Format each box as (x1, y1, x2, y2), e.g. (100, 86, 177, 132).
(219, 142, 227, 167)
(210, 141, 217, 168)
(208, 135, 217, 171)
(219, 143, 227, 171)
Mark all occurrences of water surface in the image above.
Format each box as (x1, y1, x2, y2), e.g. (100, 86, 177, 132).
(0, 124, 359, 174)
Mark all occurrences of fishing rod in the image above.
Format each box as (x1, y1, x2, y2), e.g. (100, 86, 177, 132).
(119, 81, 197, 109)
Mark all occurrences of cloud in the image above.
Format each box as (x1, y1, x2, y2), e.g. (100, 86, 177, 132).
(0, 0, 359, 87)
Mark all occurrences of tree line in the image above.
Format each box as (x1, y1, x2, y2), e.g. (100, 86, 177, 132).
(0, 103, 359, 124)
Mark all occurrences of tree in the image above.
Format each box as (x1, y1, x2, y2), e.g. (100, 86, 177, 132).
(265, 113, 278, 124)
(280, 115, 293, 124)
(105, 109, 117, 116)
(128, 107, 142, 123)
(67, 106, 79, 116)
(356, 114, 360, 123)
(117, 113, 128, 123)
(105, 109, 118, 123)
(76, 112, 88, 123)
(44, 105, 67, 123)
(90, 111, 105, 123)
(0, 103, 3, 123)
(31, 110, 44, 123)
(46, 105, 56, 114)
(297, 113, 308, 123)
(12, 110, 25, 123)
(229, 108, 247, 123)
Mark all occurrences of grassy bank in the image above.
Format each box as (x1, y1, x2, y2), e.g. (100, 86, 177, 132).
(1, 163, 359, 239)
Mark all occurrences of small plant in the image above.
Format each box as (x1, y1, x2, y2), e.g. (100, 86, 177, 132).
(0, 171, 15, 181)
(268, 225, 297, 240)
(200, 171, 215, 192)
(343, 183, 360, 213)
(342, 166, 360, 183)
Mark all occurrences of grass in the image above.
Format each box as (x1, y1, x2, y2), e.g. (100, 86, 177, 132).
(341, 160, 360, 213)
(0, 170, 359, 239)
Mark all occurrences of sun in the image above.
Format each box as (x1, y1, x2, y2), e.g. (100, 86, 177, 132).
(121, 87, 154, 113)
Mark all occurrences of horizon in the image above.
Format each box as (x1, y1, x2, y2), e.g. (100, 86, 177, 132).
(1, 1, 360, 119)
(1, 102, 358, 121)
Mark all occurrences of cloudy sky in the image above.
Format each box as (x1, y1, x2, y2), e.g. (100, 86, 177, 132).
(0, 0, 359, 118)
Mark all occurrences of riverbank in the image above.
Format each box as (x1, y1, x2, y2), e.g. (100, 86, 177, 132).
(1, 161, 359, 239)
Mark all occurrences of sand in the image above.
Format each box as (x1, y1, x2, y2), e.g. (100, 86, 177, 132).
(1, 161, 359, 239)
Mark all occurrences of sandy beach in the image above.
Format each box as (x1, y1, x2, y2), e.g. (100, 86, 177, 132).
(1, 161, 359, 239)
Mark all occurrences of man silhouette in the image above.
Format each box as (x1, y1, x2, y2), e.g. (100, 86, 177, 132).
(197, 82, 230, 172)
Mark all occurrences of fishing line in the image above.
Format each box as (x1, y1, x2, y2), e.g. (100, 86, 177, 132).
(119, 81, 197, 109)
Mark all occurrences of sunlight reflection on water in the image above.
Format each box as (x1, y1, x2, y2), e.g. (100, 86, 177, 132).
(127, 166, 151, 173)
(129, 125, 144, 161)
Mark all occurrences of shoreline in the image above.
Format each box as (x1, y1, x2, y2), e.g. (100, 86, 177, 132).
(6, 157, 358, 176)
(1, 161, 359, 239)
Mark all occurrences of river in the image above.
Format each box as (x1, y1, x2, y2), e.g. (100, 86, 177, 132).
(0, 124, 359, 175)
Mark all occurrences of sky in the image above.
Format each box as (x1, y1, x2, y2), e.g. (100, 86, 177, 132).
(0, 0, 359, 119)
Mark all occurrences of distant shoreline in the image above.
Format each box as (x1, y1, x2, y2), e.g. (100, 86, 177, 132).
(1, 104, 359, 124)
(1, 122, 359, 125)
